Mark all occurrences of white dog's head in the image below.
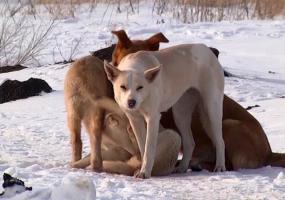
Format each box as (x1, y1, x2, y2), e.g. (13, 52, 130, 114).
(104, 61, 161, 111)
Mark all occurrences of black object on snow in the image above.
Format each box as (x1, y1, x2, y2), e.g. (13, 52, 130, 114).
(0, 78, 52, 104)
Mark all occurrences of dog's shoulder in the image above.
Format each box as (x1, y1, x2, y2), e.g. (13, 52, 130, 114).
(161, 43, 208, 53)
(67, 55, 104, 76)
(74, 55, 103, 68)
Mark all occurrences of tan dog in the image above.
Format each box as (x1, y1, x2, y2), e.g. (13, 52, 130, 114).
(64, 31, 169, 172)
(72, 102, 181, 176)
(104, 44, 225, 178)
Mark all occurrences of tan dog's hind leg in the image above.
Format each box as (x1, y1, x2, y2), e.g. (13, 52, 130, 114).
(72, 154, 90, 169)
(102, 148, 138, 176)
(67, 112, 82, 164)
(84, 109, 104, 172)
(103, 160, 136, 176)
(72, 147, 132, 169)
(172, 89, 199, 173)
(101, 155, 141, 176)
(102, 146, 132, 161)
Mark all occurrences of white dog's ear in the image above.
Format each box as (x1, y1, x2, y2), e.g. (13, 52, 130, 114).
(104, 60, 121, 81)
(144, 65, 161, 82)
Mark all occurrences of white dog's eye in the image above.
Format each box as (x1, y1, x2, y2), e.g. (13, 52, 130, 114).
(136, 86, 143, 91)
(120, 85, 127, 91)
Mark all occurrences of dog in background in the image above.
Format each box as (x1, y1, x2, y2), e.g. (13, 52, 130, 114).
(111, 30, 169, 66)
(64, 31, 169, 172)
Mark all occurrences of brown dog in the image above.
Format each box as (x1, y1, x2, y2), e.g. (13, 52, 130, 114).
(112, 34, 285, 171)
(64, 31, 169, 172)
(111, 30, 169, 66)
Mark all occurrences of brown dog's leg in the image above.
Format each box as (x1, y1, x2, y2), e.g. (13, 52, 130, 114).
(223, 119, 263, 170)
(85, 109, 104, 172)
(67, 113, 82, 164)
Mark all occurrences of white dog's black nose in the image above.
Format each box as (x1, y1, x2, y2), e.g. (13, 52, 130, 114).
(128, 99, 136, 108)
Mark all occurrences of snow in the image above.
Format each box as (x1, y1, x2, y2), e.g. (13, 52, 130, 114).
(1, 3, 285, 200)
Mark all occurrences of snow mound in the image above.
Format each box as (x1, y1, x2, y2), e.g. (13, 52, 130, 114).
(273, 172, 285, 187)
(51, 173, 96, 200)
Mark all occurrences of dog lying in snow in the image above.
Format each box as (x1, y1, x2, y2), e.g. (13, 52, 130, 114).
(64, 30, 169, 172)
(104, 43, 225, 178)
(72, 101, 181, 176)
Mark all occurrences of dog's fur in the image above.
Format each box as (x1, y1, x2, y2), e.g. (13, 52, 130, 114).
(64, 31, 169, 171)
(105, 44, 225, 178)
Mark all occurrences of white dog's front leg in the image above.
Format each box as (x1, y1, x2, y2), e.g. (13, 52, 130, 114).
(137, 114, 161, 179)
(125, 113, 146, 158)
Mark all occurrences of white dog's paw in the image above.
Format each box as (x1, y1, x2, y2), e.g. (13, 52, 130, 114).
(213, 165, 226, 172)
(134, 170, 150, 179)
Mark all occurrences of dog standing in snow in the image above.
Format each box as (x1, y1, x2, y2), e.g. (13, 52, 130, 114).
(64, 31, 169, 172)
(104, 43, 225, 178)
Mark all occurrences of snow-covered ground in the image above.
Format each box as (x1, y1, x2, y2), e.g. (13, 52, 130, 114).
(1, 3, 285, 200)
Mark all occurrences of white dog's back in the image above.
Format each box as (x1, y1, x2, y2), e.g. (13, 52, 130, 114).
(118, 43, 224, 112)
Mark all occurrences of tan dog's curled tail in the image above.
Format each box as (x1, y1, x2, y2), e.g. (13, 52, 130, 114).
(77, 77, 125, 118)
(92, 97, 125, 118)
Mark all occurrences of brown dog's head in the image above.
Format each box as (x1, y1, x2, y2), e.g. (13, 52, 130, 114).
(111, 30, 169, 66)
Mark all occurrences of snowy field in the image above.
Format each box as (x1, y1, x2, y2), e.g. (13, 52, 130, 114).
(1, 3, 285, 200)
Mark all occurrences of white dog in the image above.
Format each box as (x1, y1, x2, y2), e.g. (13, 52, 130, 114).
(104, 43, 225, 178)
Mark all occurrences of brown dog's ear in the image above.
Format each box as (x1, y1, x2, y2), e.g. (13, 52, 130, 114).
(104, 60, 121, 81)
(112, 30, 132, 49)
(144, 65, 161, 82)
(147, 32, 169, 50)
